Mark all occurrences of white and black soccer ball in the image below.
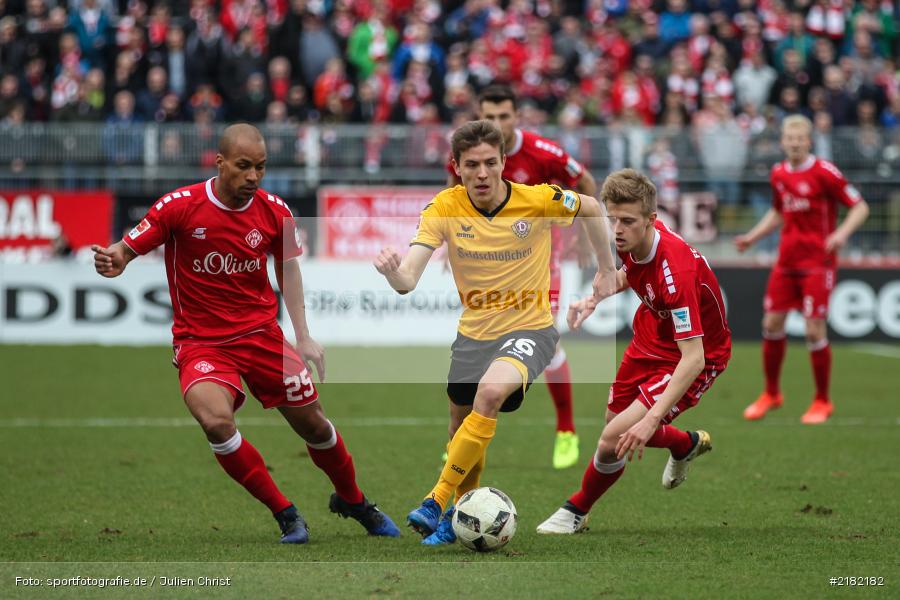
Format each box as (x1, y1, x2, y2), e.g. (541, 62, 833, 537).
(451, 487, 518, 552)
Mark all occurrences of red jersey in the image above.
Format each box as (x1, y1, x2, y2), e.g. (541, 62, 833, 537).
(771, 155, 862, 271)
(122, 178, 302, 344)
(621, 221, 731, 365)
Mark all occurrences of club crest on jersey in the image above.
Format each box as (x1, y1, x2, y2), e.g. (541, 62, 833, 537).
(128, 219, 151, 240)
(797, 182, 810, 195)
(511, 219, 531, 238)
(245, 229, 263, 248)
(672, 307, 692, 333)
(194, 361, 215, 374)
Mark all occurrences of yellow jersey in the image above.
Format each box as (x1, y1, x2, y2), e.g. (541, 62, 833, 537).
(411, 180, 581, 340)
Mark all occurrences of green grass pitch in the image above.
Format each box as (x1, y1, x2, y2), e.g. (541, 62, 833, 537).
(1, 342, 898, 599)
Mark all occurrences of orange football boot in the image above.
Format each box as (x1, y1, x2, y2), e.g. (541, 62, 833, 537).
(800, 398, 833, 424)
(743, 392, 784, 420)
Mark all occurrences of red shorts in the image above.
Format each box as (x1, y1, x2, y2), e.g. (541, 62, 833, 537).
(764, 267, 835, 319)
(173, 324, 318, 411)
(608, 355, 726, 424)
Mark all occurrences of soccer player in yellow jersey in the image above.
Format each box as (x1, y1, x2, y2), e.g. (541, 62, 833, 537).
(374, 120, 615, 545)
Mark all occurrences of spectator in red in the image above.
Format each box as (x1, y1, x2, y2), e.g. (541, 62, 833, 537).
(314, 57, 354, 112)
(611, 69, 656, 126)
(594, 20, 631, 78)
(806, 0, 846, 43)
(268, 55, 291, 102)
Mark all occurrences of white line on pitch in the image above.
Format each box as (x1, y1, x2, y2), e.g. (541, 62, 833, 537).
(851, 343, 900, 359)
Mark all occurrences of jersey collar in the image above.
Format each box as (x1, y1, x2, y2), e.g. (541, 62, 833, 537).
(631, 229, 660, 264)
(784, 155, 816, 173)
(206, 177, 255, 212)
(507, 129, 523, 157)
(467, 179, 512, 220)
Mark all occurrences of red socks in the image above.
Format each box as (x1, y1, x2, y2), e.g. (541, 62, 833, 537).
(763, 334, 787, 396)
(212, 432, 292, 514)
(545, 349, 575, 433)
(809, 340, 831, 401)
(306, 422, 364, 505)
(646, 424, 694, 459)
(568, 453, 625, 514)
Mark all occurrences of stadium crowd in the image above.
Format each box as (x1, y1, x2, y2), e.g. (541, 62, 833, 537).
(0, 0, 897, 131)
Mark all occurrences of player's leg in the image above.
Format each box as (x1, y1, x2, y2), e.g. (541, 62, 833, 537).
(745, 310, 788, 420)
(184, 381, 305, 543)
(545, 264, 578, 468)
(537, 401, 646, 534)
(801, 317, 832, 423)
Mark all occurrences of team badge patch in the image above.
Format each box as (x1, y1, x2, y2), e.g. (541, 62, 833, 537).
(511, 219, 532, 238)
(128, 219, 152, 240)
(562, 191, 578, 211)
(672, 307, 692, 333)
(194, 361, 215, 374)
(245, 229, 263, 248)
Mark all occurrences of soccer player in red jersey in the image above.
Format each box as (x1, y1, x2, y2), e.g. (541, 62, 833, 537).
(447, 85, 599, 469)
(537, 169, 731, 534)
(735, 115, 869, 424)
(91, 124, 400, 543)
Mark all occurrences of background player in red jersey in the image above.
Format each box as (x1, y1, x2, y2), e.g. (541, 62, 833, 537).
(537, 169, 731, 534)
(735, 115, 869, 424)
(447, 84, 599, 470)
(91, 124, 400, 543)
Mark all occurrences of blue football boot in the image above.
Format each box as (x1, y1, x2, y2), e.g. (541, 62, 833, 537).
(422, 504, 456, 545)
(406, 498, 442, 537)
(275, 504, 309, 544)
(329, 493, 401, 537)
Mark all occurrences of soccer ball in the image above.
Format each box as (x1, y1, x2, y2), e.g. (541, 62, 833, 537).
(451, 487, 518, 552)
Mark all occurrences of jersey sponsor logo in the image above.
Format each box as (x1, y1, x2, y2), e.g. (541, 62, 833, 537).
(562, 191, 578, 211)
(511, 219, 532, 238)
(192, 227, 207, 239)
(782, 193, 810, 212)
(128, 219, 152, 240)
(192, 252, 262, 275)
(245, 229, 263, 248)
(672, 307, 692, 333)
(194, 361, 215, 374)
(645, 284, 655, 301)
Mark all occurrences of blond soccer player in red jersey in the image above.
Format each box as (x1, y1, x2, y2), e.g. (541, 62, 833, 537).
(735, 115, 869, 424)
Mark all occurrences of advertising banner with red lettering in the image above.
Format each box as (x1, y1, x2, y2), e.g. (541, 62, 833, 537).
(0, 190, 114, 257)
(317, 186, 439, 259)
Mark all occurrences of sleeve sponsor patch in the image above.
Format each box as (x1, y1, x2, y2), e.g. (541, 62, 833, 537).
(565, 157, 584, 178)
(562, 190, 578, 211)
(672, 306, 692, 333)
(128, 218, 152, 240)
(844, 184, 861, 203)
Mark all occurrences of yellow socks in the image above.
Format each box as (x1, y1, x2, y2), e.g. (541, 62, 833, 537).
(456, 451, 485, 503)
(428, 411, 496, 510)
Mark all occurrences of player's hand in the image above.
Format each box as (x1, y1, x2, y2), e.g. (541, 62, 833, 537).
(616, 414, 660, 462)
(567, 296, 598, 331)
(824, 231, 847, 254)
(733, 234, 753, 253)
(92, 244, 127, 278)
(374, 246, 402, 275)
(592, 268, 617, 302)
(296, 336, 326, 382)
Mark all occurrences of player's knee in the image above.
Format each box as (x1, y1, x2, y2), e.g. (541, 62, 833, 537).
(201, 417, 237, 444)
(297, 416, 333, 445)
(596, 436, 618, 463)
(474, 383, 508, 411)
(805, 322, 827, 344)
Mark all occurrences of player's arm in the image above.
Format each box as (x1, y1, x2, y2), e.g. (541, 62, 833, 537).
(826, 198, 869, 254)
(576, 194, 617, 298)
(615, 336, 705, 461)
(374, 244, 434, 294)
(92, 241, 138, 278)
(275, 258, 325, 381)
(734, 208, 783, 252)
(572, 171, 599, 267)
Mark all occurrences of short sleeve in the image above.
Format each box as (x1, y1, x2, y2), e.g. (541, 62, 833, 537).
(410, 198, 445, 249)
(543, 184, 581, 226)
(661, 262, 704, 341)
(770, 169, 783, 213)
(819, 160, 862, 208)
(122, 197, 174, 255)
(273, 202, 302, 262)
(538, 138, 584, 187)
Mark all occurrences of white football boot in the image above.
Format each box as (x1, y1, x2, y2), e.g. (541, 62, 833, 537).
(662, 430, 712, 489)
(536, 506, 589, 534)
